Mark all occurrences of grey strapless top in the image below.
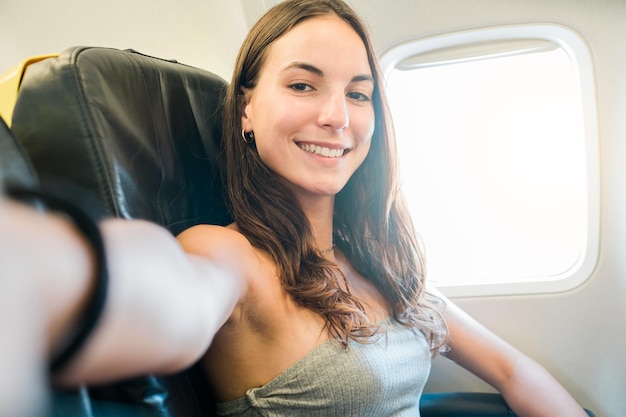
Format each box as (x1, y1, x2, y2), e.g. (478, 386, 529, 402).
(216, 318, 431, 417)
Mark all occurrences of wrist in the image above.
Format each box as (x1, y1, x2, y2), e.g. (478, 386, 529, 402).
(5, 186, 109, 375)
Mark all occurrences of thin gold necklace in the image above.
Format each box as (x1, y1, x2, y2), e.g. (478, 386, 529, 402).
(320, 244, 335, 254)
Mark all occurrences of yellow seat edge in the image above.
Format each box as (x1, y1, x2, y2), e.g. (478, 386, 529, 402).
(0, 54, 59, 127)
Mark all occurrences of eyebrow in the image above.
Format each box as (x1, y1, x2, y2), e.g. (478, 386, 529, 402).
(281, 62, 374, 84)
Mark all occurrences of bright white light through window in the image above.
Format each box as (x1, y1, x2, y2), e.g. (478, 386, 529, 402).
(385, 36, 594, 293)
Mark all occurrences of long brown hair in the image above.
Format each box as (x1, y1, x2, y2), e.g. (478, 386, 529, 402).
(223, 0, 447, 352)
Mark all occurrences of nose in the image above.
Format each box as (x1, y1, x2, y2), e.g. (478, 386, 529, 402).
(318, 91, 349, 131)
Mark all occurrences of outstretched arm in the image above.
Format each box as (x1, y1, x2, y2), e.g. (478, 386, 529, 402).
(0, 199, 245, 388)
(436, 290, 588, 417)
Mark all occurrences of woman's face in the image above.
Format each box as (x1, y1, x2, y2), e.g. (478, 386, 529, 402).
(241, 14, 375, 201)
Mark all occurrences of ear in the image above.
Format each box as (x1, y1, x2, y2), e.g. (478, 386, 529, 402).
(240, 87, 253, 131)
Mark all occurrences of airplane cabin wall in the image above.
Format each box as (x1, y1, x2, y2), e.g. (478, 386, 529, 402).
(0, 0, 249, 81)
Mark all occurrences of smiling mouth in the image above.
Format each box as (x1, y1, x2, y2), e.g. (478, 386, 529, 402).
(298, 143, 347, 158)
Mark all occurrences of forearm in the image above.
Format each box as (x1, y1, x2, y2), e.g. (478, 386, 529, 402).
(498, 355, 588, 417)
(0, 273, 47, 417)
(438, 289, 588, 417)
(0, 200, 242, 387)
(0, 200, 94, 356)
(0, 199, 89, 416)
(54, 219, 242, 386)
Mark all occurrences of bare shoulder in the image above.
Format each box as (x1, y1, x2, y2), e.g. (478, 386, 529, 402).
(177, 223, 244, 250)
(176, 223, 259, 272)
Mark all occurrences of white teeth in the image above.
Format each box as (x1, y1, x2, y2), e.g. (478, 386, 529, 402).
(299, 144, 345, 158)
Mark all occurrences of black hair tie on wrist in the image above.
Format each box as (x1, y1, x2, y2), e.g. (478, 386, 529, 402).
(6, 185, 109, 375)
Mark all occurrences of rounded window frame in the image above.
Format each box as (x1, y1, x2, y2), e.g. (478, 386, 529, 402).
(380, 24, 600, 297)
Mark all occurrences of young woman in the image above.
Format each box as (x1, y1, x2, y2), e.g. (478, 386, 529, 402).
(0, 1, 588, 416)
(176, 1, 589, 416)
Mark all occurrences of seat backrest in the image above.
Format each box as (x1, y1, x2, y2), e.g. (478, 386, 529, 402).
(12, 46, 231, 235)
(10, 46, 229, 417)
(0, 116, 38, 190)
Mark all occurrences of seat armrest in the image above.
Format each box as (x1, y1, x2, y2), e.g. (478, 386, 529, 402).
(420, 392, 596, 417)
(421, 392, 510, 416)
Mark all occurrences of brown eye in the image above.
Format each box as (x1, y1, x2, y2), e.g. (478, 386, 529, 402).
(290, 83, 314, 92)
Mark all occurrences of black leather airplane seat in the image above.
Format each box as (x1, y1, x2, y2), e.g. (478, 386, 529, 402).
(3, 46, 595, 417)
(0, 116, 38, 191)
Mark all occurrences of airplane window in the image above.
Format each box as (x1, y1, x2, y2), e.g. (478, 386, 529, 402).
(382, 25, 599, 296)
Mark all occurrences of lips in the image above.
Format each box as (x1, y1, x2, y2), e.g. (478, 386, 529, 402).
(298, 143, 346, 158)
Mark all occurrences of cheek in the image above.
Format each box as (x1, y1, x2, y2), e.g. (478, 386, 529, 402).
(355, 110, 376, 147)
(254, 104, 311, 155)
(254, 110, 298, 146)
(253, 92, 306, 131)
(252, 113, 300, 167)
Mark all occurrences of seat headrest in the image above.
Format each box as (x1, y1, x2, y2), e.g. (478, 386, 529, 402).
(11, 46, 231, 234)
